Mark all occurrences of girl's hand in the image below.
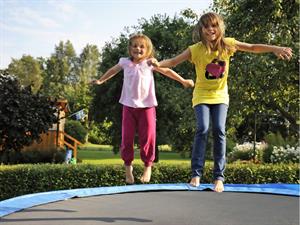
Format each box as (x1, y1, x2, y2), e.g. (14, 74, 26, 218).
(274, 47, 292, 60)
(182, 79, 194, 88)
(90, 79, 103, 85)
(147, 58, 160, 67)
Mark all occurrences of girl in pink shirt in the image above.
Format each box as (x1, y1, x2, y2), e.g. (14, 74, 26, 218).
(92, 34, 194, 184)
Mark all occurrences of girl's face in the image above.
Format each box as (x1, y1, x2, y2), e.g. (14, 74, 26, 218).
(129, 38, 148, 62)
(202, 23, 219, 42)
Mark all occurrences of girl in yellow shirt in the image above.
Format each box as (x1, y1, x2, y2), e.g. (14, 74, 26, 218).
(151, 12, 292, 192)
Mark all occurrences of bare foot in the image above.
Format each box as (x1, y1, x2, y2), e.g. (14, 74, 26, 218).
(140, 166, 152, 183)
(190, 176, 200, 187)
(214, 180, 224, 192)
(125, 165, 134, 184)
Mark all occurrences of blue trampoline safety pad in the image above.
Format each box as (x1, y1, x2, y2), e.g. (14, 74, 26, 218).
(0, 183, 299, 218)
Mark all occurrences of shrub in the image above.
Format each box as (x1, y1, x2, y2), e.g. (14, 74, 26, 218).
(0, 74, 57, 163)
(0, 163, 298, 201)
(228, 142, 268, 162)
(0, 148, 65, 164)
(88, 120, 112, 145)
(263, 132, 299, 163)
(65, 120, 88, 143)
(270, 145, 300, 163)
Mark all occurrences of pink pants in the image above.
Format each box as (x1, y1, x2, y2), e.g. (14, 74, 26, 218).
(121, 105, 156, 167)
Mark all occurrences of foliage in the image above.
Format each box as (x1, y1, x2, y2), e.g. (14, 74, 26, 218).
(0, 148, 65, 164)
(7, 55, 43, 94)
(1, 2, 298, 155)
(213, 0, 299, 139)
(0, 162, 298, 200)
(90, 11, 197, 154)
(228, 141, 268, 162)
(262, 132, 298, 162)
(270, 145, 300, 163)
(41, 40, 78, 100)
(69, 44, 100, 112)
(90, 34, 129, 153)
(88, 120, 113, 145)
(0, 74, 57, 163)
(64, 120, 88, 143)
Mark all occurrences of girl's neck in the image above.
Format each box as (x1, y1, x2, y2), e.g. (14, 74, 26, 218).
(131, 57, 146, 64)
(208, 41, 218, 51)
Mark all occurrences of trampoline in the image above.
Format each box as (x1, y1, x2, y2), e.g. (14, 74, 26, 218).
(0, 183, 299, 225)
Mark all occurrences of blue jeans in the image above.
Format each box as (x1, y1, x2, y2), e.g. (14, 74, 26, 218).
(191, 104, 228, 181)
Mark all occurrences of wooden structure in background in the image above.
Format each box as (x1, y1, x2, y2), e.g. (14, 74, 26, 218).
(23, 99, 82, 159)
(58, 131, 82, 159)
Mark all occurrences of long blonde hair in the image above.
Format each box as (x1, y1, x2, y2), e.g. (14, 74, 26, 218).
(128, 33, 155, 59)
(192, 12, 235, 56)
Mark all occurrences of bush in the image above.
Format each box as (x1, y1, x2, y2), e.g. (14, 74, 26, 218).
(270, 145, 300, 163)
(88, 120, 112, 145)
(0, 74, 57, 161)
(262, 132, 299, 163)
(228, 142, 268, 162)
(0, 163, 298, 201)
(0, 148, 65, 164)
(65, 120, 88, 143)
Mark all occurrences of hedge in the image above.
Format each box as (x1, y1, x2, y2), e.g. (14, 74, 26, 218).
(0, 163, 299, 201)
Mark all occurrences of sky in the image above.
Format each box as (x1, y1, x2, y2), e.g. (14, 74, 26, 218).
(0, 0, 213, 69)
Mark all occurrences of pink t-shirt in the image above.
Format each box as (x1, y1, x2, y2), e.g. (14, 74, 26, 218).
(118, 57, 158, 108)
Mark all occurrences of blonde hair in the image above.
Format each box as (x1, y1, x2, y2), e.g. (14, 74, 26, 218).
(128, 33, 155, 59)
(192, 12, 235, 56)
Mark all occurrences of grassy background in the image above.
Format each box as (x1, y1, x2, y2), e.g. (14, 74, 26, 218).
(78, 143, 190, 165)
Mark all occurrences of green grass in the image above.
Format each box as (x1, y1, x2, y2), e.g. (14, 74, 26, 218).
(78, 143, 190, 165)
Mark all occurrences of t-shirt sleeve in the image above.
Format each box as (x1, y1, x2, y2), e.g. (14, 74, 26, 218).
(188, 43, 199, 64)
(118, 57, 127, 68)
(224, 37, 236, 57)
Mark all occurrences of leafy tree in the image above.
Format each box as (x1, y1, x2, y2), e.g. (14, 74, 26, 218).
(0, 73, 57, 163)
(90, 35, 128, 153)
(139, 12, 197, 153)
(213, 0, 299, 140)
(7, 55, 43, 93)
(64, 120, 88, 143)
(71, 44, 100, 111)
(41, 40, 78, 100)
(90, 11, 198, 154)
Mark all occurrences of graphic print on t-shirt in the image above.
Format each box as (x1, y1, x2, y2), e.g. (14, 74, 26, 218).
(205, 59, 226, 79)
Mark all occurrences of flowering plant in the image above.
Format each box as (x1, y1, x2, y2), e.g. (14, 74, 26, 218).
(270, 145, 300, 163)
(228, 142, 268, 162)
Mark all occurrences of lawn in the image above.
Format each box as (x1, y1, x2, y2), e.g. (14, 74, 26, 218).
(78, 143, 190, 165)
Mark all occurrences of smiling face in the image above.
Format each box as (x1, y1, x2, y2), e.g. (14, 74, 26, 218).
(199, 13, 224, 44)
(202, 23, 219, 42)
(129, 38, 148, 62)
(128, 35, 154, 63)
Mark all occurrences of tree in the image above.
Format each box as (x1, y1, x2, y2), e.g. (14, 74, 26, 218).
(0, 74, 57, 163)
(90, 35, 128, 152)
(41, 40, 78, 100)
(213, 0, 299, 139)
(71, 44, 100, 111)
(139, 12, 197, 154)
(7, 55, 43, 94)
(90, 11, 197, 154)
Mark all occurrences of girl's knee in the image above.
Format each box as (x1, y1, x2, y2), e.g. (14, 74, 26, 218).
(196, 125, 209, 135)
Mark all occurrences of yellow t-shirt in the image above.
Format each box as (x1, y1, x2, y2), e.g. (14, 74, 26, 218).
(189, 37, 236, 107)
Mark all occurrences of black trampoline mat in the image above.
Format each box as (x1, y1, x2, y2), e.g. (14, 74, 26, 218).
(1, 191, 299, 225)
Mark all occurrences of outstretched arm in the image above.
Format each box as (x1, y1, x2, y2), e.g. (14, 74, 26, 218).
(235, 41, 292, 60)
(154, 67, 194, 88)
(150, 48, 191, 68)
(91, 64, 122, 85)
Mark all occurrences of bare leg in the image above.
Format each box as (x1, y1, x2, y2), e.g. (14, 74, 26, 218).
(214, 180, 224, 192)
(140, 166, 152, 183)
(125, 165, 134, 184)
(189, 176, 200, 187)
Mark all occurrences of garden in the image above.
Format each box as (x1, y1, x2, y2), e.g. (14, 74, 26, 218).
(0, 0, 299, 202)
